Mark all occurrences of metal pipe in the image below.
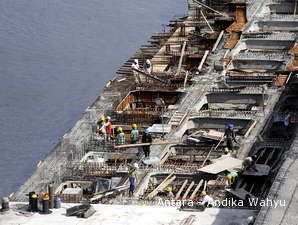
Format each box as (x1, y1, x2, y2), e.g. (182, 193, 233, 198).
(212, 30, 224, 52)
(198, 50, 209, 72)
(193, 0, 227, 17)
(176, 41, 187, 76)
(200, 10, 214, 33)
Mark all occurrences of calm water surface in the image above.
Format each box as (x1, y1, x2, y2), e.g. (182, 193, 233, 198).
(0, 0, 186, 198)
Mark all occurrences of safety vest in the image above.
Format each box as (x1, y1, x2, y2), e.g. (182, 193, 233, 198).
(130, 129, 139, 141)
(117, 132, 126, 145)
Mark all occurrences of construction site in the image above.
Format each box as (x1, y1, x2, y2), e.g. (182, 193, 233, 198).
(2, 0, 298, 225)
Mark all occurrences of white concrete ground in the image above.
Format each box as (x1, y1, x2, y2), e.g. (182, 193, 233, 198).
(0, 203, 256, 225)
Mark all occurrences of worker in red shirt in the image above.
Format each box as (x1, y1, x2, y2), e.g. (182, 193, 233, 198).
(104, 116, 113, 141)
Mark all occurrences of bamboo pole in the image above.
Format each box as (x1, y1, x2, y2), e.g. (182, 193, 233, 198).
(182, 181, 195, 200)
(189, 180, 203, 200)
(175, 179, 188, 200)
(146, 175, 176, 199)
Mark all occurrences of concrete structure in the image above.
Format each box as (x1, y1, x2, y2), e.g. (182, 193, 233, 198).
(2, 0, 298, 225)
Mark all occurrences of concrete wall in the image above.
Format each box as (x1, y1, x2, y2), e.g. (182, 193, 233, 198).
(207, 93, 264, 105)
(245, 39, 294, 50)
(188, 117, 253, 135)
(232, 59, 284, 71)
(258, 21, 298, 31)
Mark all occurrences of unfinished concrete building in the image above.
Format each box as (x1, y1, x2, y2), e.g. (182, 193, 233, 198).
(3, 0, 298, 225)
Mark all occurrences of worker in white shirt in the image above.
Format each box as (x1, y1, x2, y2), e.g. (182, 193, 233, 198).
(200, 191, 214, 207)
(242, 155, 258, 171)
(143, 59, 152, 83)
(144, 59, 152, 73)
(131, 59, 141, 84)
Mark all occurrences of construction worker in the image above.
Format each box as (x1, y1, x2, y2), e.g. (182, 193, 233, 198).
(142, 128, 152, 158)
(246, 216, 255, 225)
(116, 127, 126, 145)
(128, 163, 139, 197)
(96, 116, 106, 137)
(104, 116, 113, 141)
(224, 124, 237, 151)
(222, 147, 231, 158)
(226, 171, 238, 189)
(283, 110, 291, 138)
(164, 186, 174, 198)
(283, 110, 291, 127)
(144, 59, 152, 74)
(200, 191, 214, 208)
(242, 155, 258, 172)
(131, 59, 141, 84)
(130, 124, 139, 144)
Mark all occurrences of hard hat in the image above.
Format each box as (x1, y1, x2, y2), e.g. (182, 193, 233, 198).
(164, 186, 173, 192)
(99, 116, 105, 121)
(117, 127, 123, 132)
(227, 175, 232, 181)
(132, 123, 137, 129)
(201, 191, 207, 196)
(133, 162, 139, 169)
(227, 124, 234, 129)
(134, 59, 139, 64)
(43, 193, 50, 200)
(106, 116, 111, 120)
(32, 194, 37, 198)
(224, 147, 229, 153)
(144, 128, 150, 134)
(146, 59, 151, 64)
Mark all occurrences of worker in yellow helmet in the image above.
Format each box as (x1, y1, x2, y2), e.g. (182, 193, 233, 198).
(200, 191, 214, 208)
(128, 162, 139, 197)
(226, 171, 238, 189)
(163, 186, 174, 198)
(117, 127, 125, 145)
(130, 124, 139, 144)
(222, 147, 231, 158)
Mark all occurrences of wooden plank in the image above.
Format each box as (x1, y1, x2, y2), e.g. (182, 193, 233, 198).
(175, 179, 188, 200)
(182, 181, 195, 200)
(190, 129, 224, 141)
(203, 180, 207, 191)
(114, 141, 179, 149)
(212, 30, 224, 52)
(199, 157, 243, 174)
(145, 172, 174, 199)
(189, 180, 203, 200)
(180, 215, 196, 225)
(176, 41, 187, 76)
(244, 120, 257, 138)
(146, 175, 176, 200)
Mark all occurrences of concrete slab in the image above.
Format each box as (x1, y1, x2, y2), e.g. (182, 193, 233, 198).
(0, 203, 257, 225)
(255, 134, 298, 225)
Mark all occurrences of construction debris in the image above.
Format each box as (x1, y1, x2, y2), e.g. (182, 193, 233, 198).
(66, 204, 96, 218)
